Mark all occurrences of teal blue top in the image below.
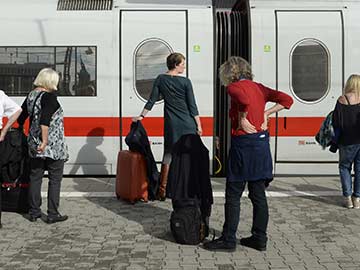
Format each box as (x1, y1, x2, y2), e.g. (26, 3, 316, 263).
(144, 74, 199, 148)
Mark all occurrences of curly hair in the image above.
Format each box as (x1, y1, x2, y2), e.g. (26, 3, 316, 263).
(219, 56, 253, 86)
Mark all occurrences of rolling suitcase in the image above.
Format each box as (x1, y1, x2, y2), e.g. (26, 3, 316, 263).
(116, 150, 148, 203)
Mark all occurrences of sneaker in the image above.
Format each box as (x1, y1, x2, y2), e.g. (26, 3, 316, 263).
(344, 196, 353, 209)
(203, 237, 236, 252)
(46, 214, 68, 224)
(352, 196, 360, 209)
(240, 236, 267, 252)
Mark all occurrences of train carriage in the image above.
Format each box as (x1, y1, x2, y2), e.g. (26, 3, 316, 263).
(0, 0, 358, 176)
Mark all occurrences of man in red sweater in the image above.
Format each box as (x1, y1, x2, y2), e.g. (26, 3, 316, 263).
(204, 57, 293, 252)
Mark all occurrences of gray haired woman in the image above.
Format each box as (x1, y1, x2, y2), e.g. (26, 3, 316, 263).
(18, 68, 69, 224)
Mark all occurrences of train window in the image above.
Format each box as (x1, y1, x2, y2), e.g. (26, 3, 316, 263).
(134, 39, 172, 101)
(291, 40, 329, 102)
(0, 46, 96, 96)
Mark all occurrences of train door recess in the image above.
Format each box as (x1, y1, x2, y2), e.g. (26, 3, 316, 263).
(214, 7, 250, 177)
(120, 10, 187, 162)
(275, 11, 343, 174)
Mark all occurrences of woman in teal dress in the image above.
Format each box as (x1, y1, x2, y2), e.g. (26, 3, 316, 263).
(133, 52, 202, 200)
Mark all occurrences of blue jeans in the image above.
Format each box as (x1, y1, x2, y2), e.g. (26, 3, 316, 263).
(339, 144, 360, 197)
(222, 180, 268, 245)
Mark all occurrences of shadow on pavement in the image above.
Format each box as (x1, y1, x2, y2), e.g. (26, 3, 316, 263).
(268, 183, 343, 207)
(86, 196, 175, 242)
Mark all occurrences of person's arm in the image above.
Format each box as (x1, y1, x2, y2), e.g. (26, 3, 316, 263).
(37, 93, 59, 153)
(238, 111, 257, 134)
(17, 98, 29, 126)
(37, 125, 49, 153)
(132, 108, 149, 122)
(227, 84, 256, 133)
(132, 76, 161, 122)
(194, 115, 202, 136)
(185, 79, 202, 135)
(259, 83, 293, 109)
(259, 83, 293, 130)
(0, 93, 22, 141)
(0, 108, 22, 141)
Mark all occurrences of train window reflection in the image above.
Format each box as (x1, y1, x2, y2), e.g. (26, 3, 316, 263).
(0, 46, 97, 96)
(291, 40, 329, 102)
(135, 39, 172, 101)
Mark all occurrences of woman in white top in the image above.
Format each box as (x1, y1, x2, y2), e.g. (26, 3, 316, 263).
(0, 90, 22, 229)
(0, 90, 22, 141)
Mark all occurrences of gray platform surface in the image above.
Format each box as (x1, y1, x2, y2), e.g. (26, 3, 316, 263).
(1, 176, 359, 270)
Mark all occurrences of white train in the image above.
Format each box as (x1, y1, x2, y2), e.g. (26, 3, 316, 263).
(0, 0, 357, 175)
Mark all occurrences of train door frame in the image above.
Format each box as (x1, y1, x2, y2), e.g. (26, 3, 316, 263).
(213, 2, 251, 177)
(274, 10, 344, 174)
(119, 9, 189, 161)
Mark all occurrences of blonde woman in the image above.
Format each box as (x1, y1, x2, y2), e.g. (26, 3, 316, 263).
(333, 74, 360, 209)
(204, 57, 293, 252)
(18, 68, 68, 224)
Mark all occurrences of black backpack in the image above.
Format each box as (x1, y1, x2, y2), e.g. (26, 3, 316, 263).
(170, 200, 207, 245)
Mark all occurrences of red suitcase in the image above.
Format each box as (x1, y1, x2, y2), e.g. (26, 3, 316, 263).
(116, 150, 148, 203)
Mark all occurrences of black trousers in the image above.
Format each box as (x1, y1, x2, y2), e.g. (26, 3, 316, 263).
(222, 180, 269, 244)
(29, 158, 64, 218)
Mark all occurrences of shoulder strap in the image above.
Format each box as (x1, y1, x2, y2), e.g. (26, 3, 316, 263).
(344, 95, 351, 105)
(30, 91, 44, 117)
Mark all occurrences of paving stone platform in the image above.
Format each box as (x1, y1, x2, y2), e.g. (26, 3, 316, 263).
(1, 176, 359, 270)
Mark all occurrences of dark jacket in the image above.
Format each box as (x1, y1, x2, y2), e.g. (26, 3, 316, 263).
(167, 134, 213, 218)
(125, 121, 159, 200)
(0, 127, 29, 183)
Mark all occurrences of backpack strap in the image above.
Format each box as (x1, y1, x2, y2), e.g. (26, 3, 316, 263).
(344, 95, 351, 105)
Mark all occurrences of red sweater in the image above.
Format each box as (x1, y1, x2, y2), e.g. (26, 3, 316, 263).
(227, 80, 293, 136)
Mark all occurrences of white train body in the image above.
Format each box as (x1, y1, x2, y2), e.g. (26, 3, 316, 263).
(0, 0, 357, 175)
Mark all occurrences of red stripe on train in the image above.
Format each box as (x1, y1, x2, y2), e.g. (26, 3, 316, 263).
(6, 117, 322, 137)
(268, 117, 323, 137)
(65, 117, 215, 137)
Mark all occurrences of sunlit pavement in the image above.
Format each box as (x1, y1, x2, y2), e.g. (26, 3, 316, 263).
(1, 176, 359, 270)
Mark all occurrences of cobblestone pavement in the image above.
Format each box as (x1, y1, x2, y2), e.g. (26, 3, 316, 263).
(1, 177, 360, 270)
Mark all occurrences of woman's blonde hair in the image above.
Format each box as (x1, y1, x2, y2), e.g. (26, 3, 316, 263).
(344, 74, 360, 97)
(33, 68, 59, 91)
(219, 56, 253, 86)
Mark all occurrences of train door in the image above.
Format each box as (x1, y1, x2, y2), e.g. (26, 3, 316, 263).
(120, 10, 187, 161)
(214, 5, 250, 176)
(275, 11, 343, 174)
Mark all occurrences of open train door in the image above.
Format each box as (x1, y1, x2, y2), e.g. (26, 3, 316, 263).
(275, 11, 343, 174)
(120, 10, 187, 161)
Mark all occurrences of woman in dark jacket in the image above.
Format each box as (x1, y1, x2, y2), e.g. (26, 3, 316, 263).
(204, 57, 293, 252)
(133, 52, 202, 200)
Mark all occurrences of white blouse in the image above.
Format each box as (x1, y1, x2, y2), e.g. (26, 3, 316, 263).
(0, 90, 20, 129)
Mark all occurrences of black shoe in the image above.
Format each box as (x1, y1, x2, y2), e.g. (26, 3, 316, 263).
(203, 237, 236, 252)
(46, 214, 68, 224)
(240, 236, 266, 251)
(28, 214, 41, 222)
